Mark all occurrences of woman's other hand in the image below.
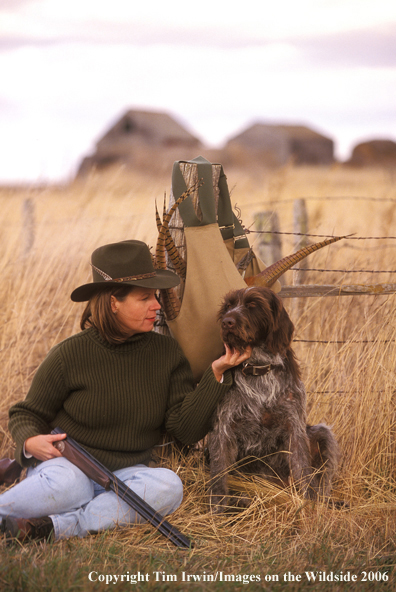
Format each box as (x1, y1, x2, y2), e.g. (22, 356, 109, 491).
(24, 433, 67, 461)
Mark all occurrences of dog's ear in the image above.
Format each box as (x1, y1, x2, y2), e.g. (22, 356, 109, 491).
(266, 290, 294, 353)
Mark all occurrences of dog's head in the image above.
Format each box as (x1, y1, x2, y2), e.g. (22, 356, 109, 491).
(218, 286, 294, 354)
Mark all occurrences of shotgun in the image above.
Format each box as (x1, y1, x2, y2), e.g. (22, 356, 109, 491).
(0, 428, 192, 548)
(50, 427, 191, 548)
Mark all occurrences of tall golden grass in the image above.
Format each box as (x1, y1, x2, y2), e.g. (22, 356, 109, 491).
(1, 164, 395, 587)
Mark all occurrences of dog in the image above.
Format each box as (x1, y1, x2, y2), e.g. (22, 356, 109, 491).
(208, 286, 339, 512)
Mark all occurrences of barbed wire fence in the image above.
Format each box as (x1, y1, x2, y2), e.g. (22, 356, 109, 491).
(247, 198, 396, 288)
(19, 192, 396, 312)
(244, 196, 396, 381)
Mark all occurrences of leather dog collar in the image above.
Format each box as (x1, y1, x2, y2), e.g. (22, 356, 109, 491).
(241, 362, 273, 376)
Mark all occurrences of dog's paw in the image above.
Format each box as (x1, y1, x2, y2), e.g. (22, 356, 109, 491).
(328, 499, 350, 510)
(229, 495, 252, 509)
(210, 504, 227, 515)
(209, 493, 228, 514)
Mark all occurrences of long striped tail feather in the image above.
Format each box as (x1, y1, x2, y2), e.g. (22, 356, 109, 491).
(245, 235, 348, 288)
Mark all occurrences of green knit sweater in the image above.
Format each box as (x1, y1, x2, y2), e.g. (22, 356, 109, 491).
(8, 328, 232, 471)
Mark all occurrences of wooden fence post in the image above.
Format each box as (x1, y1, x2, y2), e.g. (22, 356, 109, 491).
(292, 198, 308, 317)
(293, 198, 308, 285)
(21, 198, 35, 258)
(253, 211, 283, 282)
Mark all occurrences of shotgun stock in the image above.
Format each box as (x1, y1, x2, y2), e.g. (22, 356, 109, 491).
(0, 458, 23, 485)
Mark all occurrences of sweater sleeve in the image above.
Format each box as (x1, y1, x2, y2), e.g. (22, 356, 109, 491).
(8, 346, 69, 466)
(164, 348, 233, 445)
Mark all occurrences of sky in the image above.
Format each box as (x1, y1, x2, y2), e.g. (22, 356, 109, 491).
(0, 0, 395, 183)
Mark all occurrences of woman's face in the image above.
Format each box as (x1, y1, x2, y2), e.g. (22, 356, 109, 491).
(111, 287, 161, 336)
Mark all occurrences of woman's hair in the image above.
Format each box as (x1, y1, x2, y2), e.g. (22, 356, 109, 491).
(80, 285, 135, 344)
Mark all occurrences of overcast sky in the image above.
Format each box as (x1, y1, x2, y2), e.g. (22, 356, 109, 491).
(0, 0, 395, 183)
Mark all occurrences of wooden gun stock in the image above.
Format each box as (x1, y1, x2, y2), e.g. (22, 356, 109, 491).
(0, 458, 23, 486)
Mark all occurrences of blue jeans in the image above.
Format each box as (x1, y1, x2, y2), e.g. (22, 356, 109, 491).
(0, 457, 183, 540)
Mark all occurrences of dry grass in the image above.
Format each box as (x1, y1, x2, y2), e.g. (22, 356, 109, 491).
(1, 164, 396, 589)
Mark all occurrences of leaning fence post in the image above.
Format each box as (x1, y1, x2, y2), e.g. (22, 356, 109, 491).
(293, 198, 308, 284)
(292, 198, 308, 315)
(21, 198, 35, 258)
(253, 211, 283, 282)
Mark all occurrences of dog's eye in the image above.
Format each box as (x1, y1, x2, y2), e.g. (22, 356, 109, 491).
(246, 302, 256, 309)
(225, 301, 236, 311)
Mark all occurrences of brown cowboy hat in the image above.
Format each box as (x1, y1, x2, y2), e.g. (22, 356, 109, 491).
(71, 240, 180, 302)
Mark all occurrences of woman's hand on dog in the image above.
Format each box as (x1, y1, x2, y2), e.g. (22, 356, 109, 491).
(212, 344, 252, 382)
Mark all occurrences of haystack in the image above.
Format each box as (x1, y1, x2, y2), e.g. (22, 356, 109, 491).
(346, 139, 396, 167)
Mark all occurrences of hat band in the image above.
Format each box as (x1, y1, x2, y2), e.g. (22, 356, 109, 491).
(113, 272, 157, 282)
(91, 264, 157, 283)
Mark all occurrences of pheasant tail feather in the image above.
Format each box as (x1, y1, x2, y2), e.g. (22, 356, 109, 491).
(245, 236, 345, 288)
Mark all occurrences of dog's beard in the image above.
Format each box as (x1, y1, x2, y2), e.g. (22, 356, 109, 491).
(221, 327, 253, 351)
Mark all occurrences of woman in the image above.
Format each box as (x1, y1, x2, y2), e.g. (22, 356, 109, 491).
(0, 240, 251, 543)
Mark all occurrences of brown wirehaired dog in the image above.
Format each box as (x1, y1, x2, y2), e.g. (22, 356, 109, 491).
(208, 286, 339, 512)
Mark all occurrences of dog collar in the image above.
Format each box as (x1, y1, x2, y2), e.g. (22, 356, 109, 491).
(241, 362, 273, 376)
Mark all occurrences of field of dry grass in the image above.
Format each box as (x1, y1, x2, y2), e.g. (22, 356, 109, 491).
(1, 163, 395, 590)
